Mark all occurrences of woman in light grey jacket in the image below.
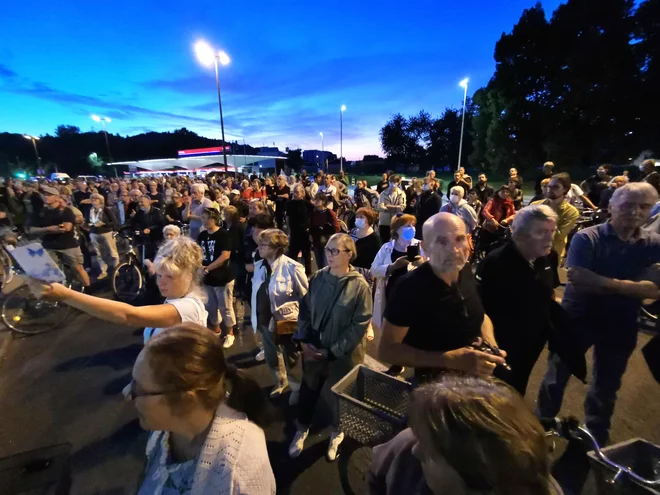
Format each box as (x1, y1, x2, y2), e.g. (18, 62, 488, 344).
(252, 229, 308, 401)
(289, 233, 373, 462)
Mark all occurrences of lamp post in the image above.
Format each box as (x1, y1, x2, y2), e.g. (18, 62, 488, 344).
(320, 132, 324, 171)
(194, 40, 231, 173)
(457, 78, 469, 171)
(24, 134, 42, 170)
(340, 105, 346, 173)
(91, 115, 116, 177)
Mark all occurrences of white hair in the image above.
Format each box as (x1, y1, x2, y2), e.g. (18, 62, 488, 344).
(450, 186, 465, 198)
(511, 205, 558, 240)
(610, 182, 658, 207)
(162, 224, 181, 238)
(191, 183, 205, 194)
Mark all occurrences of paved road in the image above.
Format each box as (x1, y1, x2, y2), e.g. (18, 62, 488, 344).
(0, 290, 658, 494)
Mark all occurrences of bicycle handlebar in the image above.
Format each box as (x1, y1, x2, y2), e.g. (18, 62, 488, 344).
(542, 417, 660, 488)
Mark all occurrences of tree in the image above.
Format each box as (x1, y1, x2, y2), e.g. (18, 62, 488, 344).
(379, 113, 411, 163)
(285, 147, 304, 170)
(55, 125, 81, 137)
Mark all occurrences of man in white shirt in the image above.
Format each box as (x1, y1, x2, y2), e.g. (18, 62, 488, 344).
(566, 183, 597, 210)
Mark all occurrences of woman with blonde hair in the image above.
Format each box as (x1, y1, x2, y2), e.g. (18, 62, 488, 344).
(369, 375, 562, 495)
(28, 236, 208, 344)
(128, 323, 275, 494)
(289, 233, 372, 461)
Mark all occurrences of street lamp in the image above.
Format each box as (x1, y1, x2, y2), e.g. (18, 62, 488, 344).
(91, 115, 116, 177)
(457, 78, 469, 171)
(24, 134, 42, 169)
(340, 105, 346, 173)
(319, 132, 324, 171)
(194, 40, 231, 172)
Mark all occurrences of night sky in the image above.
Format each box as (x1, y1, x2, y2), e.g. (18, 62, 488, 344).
(0, 0, 562, 160)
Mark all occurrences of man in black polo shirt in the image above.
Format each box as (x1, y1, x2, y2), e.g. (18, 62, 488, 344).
(30, 186, 90, 289)
(476, 204, 559, 394)
(378, 212, 505, 380)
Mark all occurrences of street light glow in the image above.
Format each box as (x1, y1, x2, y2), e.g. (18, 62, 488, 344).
(218, 51, 230, 66)
(91, 115, 101, 122)
(459, 78, 469, 89)
(194, 40, 216, 67)
(319, 132, 323, 137)
(23, 134, 39, 140)
(341, 105, 346, 112)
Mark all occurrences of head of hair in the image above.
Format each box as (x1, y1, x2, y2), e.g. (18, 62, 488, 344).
(153, 236, 205, 301)
(314, 192, 329, 204)
(252, 213, 274, 230)
(327, 233, 356, 261)
(223, 205, 239, 224)
(540, 178, 551, 187)
(450, 186, 465, 198)
(162, 224, 181, 238)
(495, 185, 510, 196)
(389, 174, 401, 184)
(610, 182, 659, 207)
(144, 323, 270, 426)
(355, 207, 377, 226)
(390, 213, 416, 240)
(90, 193, 105, 206)
(511, 205, 558, 241)
(191, 183, 205, 194)
(410, 376, 551, 495)
(543, 161, 555, 169)
(202, 207, 222, 225)
(600, 164, 613, 175)
(551, 172, 572, 192)
(258, 228, 289, 257)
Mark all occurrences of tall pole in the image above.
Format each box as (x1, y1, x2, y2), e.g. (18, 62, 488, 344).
(214, 57, 229, 174)
(457, 80, 468, 171)
(30, 138, 40, 166)
(320, 133, 325, 172)
(340, 109, 343, 173)
(101, 121, 117, 178)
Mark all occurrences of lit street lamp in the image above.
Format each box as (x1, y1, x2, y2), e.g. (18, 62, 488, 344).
(194, 40, 231, 172)
(91, 115, 116, 177)
(24, 134, 42, 169)
(319, 132, 324, 171)
(340, 105, 346, 173)
(457, 78, 469, 171)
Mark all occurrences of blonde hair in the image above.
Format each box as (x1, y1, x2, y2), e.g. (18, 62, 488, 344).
(162, 224, 182, 238)
(259, 229, 289, 257)
(153, 236, 206, 302)
(327, 233, 357, 261)
(90, 193, 105, 206)
(59, 185, 72, 196)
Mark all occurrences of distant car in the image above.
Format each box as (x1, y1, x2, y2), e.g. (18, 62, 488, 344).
(50, 173, 71, 182)
(77, 175, 100, 183)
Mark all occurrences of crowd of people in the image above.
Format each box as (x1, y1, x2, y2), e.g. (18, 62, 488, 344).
(0, 158, 658, 494)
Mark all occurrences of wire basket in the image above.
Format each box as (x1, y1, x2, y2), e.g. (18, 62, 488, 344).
(331, 365, 413, 446)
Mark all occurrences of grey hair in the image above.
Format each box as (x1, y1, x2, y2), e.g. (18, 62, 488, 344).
(153, 236, 207, 303)
(162, 224, 181, 238)
(90, 193, 105, 206)
(191, 183, 206, 194)
(511, 205, 558, 240)
(610, 182, 658, 207)
(450, 186, 465, 198)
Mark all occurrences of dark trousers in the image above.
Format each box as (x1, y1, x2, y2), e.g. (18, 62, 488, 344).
(379, 225, 391, 244)
(275, 210, 286, 230)
(313, 246, 326, 270)
(288, 232, 312, 275)
(537, 323, 637, 445)
(494, 332, 547, 396)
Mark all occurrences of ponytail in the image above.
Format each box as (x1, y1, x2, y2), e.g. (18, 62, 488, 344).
(225, 364, 273, 427)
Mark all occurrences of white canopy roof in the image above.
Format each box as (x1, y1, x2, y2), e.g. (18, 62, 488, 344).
(108, 155, 281, 172)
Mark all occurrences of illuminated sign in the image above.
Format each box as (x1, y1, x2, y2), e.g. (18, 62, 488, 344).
(178, 146, 231, 157)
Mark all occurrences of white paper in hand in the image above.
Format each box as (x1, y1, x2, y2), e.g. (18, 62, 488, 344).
(8, 242, 66, 283)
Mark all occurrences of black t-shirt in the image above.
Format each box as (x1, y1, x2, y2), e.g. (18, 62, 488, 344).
(148, 192, 165, 208)
(386, 248, 408, 300)
(286, 199, 312, 233)
(384, 263, 484, 372)
(274, 185, 290, 207)
(352, 231, 382, 269)
(198, 228, 234, 286)
(165, 203, 185, 224)
(73, 190, 92, 218)
(37, 206, 79, 250)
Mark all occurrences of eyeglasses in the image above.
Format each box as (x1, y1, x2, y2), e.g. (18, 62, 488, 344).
(325, 247, 350, 256)
(125, 379, 196, 400)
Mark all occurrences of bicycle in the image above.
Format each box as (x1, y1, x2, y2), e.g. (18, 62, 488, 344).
(470, 224, 512, 271)
(1, 246, 85, 335)
(112, 231, 150, 302)
(542, 417, 660, 494)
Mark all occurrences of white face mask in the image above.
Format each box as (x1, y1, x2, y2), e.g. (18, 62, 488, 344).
(355, 218, 367, 229)
(450, 194, 461, 205)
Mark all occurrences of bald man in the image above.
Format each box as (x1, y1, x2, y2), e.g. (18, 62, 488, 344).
(378, 212, 505, 381)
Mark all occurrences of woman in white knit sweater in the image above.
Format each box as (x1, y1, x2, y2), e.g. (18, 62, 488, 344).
(126, 323, 276, 495)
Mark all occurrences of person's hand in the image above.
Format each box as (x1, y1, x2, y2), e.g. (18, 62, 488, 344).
(489, 218, 500, 229)
(185, 196, 192, 205)
(410, 256, 424, 267)
(390, 257, 410, 271)
(567, 267, 603, 287)
(203, 267, 209, 274)
(143, 228, 151, 235)
(27, 278, 68, 301)
(441, 346, 505, 376)
(301, 343, 325, 361)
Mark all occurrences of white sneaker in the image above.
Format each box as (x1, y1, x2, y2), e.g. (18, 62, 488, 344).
(289, 429, 309, 458)
(327, 431, 344, 462)
(97, 272, 108, 280)
(255, 349, 265, 362)
(223, 334, 235, 349)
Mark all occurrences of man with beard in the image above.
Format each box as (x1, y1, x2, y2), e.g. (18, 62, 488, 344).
(378, 212, 505, 382)
(477, 205, 559, 394)
(532, 172, 580, 259)
(474, 173, 494, 205)
(537, 182, 660, 446)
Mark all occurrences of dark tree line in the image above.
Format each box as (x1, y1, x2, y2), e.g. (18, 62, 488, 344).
(380, 0, 660, 175)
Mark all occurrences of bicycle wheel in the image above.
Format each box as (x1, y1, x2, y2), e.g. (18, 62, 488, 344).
(2, 284, 72, 335)
(112, 260, 144, 302)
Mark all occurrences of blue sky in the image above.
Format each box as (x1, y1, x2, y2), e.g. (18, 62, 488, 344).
(0, 0, 562, 160)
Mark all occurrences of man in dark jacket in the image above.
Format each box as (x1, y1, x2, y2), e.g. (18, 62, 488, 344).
(415, 177, 442, 239)
(474, 173, 494, 205)
(129, 196, 164, 260)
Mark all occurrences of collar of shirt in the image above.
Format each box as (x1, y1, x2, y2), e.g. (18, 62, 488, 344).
(602, 221, 649, 242)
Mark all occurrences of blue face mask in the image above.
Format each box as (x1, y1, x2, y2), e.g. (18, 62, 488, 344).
(400, 226, 415, 242)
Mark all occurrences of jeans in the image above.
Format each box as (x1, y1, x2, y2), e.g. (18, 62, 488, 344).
(537, 323, 638, 445)
(257, 322, 301, 388)
(204, 282, 236, 328)
(90, 231, 119, 276)
(288, 233, 312, 275)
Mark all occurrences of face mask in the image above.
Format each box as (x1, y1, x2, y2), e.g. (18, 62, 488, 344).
(355, 218, 367, 229)
(400, 226, 415, 242)
(422, 184, 430, 192)
(450, 194, 461, 205)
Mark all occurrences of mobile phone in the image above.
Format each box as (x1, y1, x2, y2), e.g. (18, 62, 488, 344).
(407, 244, 420, 261)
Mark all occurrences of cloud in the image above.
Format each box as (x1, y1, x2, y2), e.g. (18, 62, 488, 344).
(0, 64, 18, 79)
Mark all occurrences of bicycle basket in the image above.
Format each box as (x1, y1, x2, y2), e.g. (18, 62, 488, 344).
(588, 438, 660, 495)
(331, 365, 413, 446)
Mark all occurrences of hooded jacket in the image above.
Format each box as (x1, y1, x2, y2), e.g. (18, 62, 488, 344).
(440, 199, 478, 233)
(294, 266, 372, 359)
